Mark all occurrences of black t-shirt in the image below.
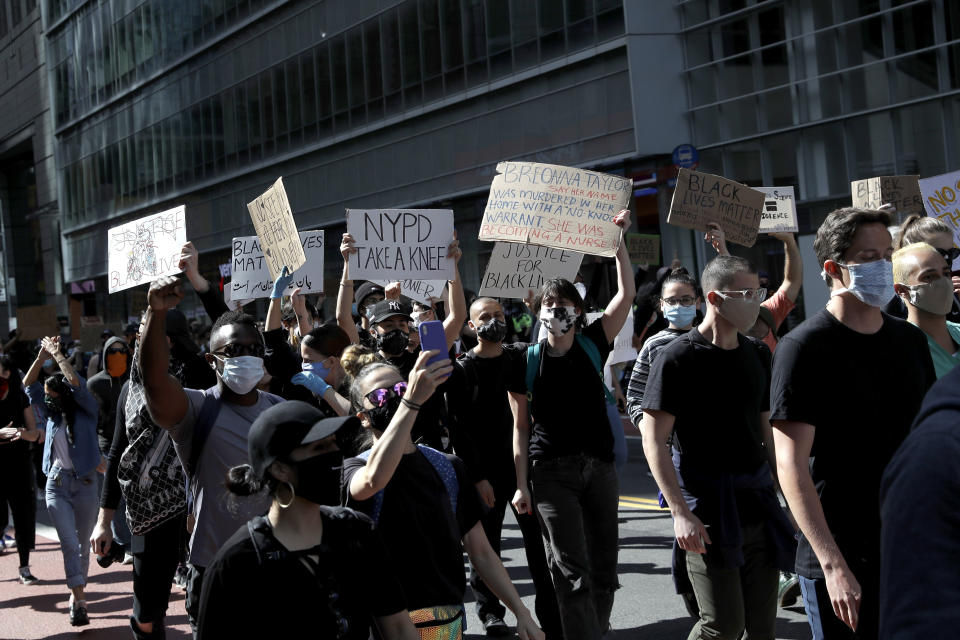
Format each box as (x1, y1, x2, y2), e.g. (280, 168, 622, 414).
(341, 449, 482, 611)
(770, 309, 935, 578)
(508, 319, 614, 462)
(642, 328, 771, 476)
(0, 388, 30, 463)
(197, 508, 404, 640)
(386, 348, 452, 451)
(450, 344, 527, 488)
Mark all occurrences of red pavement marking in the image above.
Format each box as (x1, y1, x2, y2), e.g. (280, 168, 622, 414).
(0, 536, 191, 639)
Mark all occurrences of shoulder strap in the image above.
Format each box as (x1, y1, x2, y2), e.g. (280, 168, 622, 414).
(187, 386, 222, 477)
(575, 334, 616, 405)
(525, 340, 545, 403)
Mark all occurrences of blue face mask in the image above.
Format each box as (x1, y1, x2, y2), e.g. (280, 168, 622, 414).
(302, 360, 331, 381)
(830, 259, 894, 308)
(663, 303, 697, 328)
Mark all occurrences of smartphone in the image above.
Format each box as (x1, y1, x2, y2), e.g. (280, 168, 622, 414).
(418, 320, 450, 377)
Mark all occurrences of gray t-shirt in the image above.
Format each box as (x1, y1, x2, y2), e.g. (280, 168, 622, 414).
(52, 428, 74, 470)
(171, 388, 280, 567)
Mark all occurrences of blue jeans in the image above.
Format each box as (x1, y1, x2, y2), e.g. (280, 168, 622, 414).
(799, 570, 879, 640)
(112, 495, 132, 548)
(45, 467, 99, 589)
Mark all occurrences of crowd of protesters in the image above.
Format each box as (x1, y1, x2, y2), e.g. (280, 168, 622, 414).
(0, 204, 957, 640)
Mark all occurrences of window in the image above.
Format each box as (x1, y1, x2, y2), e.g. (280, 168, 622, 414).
(849, 113, 896, 177)
(803, 123, 847, 198)
(399, 2, 421, 108)
(896, 102, 946, 177)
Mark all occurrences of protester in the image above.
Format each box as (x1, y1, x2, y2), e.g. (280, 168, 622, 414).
(24, 336, 103, 626)
(892, 242, 960, 378)
(887, 214, 960, 322)
(449, 297, 562, 639)
(507, 209, 634, 640)
(344, 357, 543, 640)
(336, 254, 385, 349)
(879, 364, 960, 639)
(771, 207, 935, 638)
(0, 355, 42, 584)
(625, 266, 700, 427)
(642, 255, 795, 640)
(86, 329, 115, 378)
(198, 401, 420, 639)
(340, 343, 379, 379)
(139, 276, 283, 631)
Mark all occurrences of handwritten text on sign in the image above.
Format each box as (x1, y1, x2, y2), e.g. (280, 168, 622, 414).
(625, 234, 660, 265)
(667, 168, 766, 247)
(480, 242, 583, 299)
(108, 205, 186, 293)
(346, 209, 455, 281)
(919, 170, 960, 270)
(851, 175, 924, 218)
(247, 177, 306, 280)
(756, 186, 799, 233)
(478, 162, 630, 257)
(231, 230, 324, 299)
(372, 279, 447, 305)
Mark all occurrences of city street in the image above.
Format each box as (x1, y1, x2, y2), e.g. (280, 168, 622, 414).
(1, 437, 811, 639)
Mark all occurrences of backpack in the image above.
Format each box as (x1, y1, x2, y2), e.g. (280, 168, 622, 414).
(355, 445, 458, 526)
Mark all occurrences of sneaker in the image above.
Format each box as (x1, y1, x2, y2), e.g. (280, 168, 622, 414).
(69, 601, 90, 627)
(173, 564, 189, 590)
(18, 566, 38, 585)
(2, 534, 15, 549)
(778, 571, 802, 608)
(122, 552, 135, 565)
(481, 614, 512, 637)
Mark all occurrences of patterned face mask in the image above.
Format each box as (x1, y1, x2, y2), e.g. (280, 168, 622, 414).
(539, 306, 578, 336)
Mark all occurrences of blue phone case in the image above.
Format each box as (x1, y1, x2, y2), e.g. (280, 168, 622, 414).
(418, 320, 449, 373)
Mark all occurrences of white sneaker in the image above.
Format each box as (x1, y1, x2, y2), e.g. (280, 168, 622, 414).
(19, 566, 39, 585)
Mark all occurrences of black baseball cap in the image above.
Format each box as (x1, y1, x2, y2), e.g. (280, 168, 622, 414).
(367, 299, 413, 325)
(124, 323, 138, 336)
(248, 401, 359, 479)
(354, 282, 385, 308)
(101, 329, 115, 338)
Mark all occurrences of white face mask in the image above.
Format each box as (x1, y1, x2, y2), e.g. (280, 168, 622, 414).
(214, 355, 264, 395)
(828, 260, 894, 308)
(539, 306, 578, 336)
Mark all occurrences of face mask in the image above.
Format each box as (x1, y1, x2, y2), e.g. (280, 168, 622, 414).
(302, 360, 331, 381)
(364, 394, 403, 433)
(831, 260, 894, 308)
(106, 352, 128, 378)
(713, 294, 762, 333)
(215, 355, 264, 395)
(904, 277, 955, 315)
(540, 306, 578, 336)
(290, 450, 343, 507)
(476, 319, 507, 343)
(663, 303, 697, 328)
(45, 396, 61, 415)
(376, 328, 409, 355)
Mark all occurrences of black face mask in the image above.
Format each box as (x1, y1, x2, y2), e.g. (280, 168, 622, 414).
(44, 396, 62, 415)
(364, 394, 403, 433)
(291, 450, 344, 507)
(376, 329, 409, 356)
(477, 319, 507, 343)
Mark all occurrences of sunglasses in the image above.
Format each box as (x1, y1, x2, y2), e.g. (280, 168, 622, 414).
(212, 342, 265, 359)
(106, 348, 129, 355)
(936, 247, 960, 263)
(364, 382, 407, 407)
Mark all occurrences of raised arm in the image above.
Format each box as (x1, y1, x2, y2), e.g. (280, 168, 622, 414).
(774, 420, 860, 632)
(140, 276, 190, 429)
(442, 232, 466, 350)
(43, 336, 80, 388)
(264, 268, 294, 332)
(291, 288, 314, 338)
(336, 233, 361, 345)
(770, 232, 803, 302)
(349, 351, 452, 501)
(601, 210, 637, 343)
(179, 241, 229, 322)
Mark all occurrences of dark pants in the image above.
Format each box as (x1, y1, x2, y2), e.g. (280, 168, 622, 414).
(799, 560, 879, 640)
(185, 563, 205, 636)
(530, 455, 620, 640)
(0, 450, 36, 567)
(684, 521, 779, 640)
(470, 477, 564, 639)
(132, 513, 187, 628)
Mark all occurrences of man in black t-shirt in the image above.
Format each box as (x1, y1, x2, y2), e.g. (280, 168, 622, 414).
(642, 255, 795, 640)
(450, 297, 562, 638)
(771, 207, 935, 639)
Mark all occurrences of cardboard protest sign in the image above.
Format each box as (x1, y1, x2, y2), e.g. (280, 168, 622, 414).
(667, 169, 766, 247)
(479, 242, 583, 299)
(231, 230, 324, 299)
(247, 177, 306, 281)
(756, 186, 799, 233)
(107, 205, 186, 293)
(624, 234, 660, 266)
(919, 170, 960, 269)
(851, 175, 924, 218)
(346, 209, 455, 281)
(372, 279, 447, 305)
(478, 161, 631, 257)
(16, 305, 59, 340)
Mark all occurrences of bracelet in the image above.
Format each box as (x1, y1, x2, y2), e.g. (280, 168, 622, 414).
(401, 397, 421, 411)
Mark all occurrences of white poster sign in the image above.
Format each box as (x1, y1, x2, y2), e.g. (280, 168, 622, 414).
(372, 279, 448, 305)
(231, 230, 325, 299)
(919, 170, 960, 270)
(108, 205, 187, 293)
(479, 242, 583, 299)
(756, 186, 799, 233)
(346, 209, 455, 281)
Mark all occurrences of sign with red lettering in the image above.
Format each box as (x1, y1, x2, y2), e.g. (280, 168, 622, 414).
(919, 170, 960, 269)
(666, 168, 766, 247)
(478, 161, 631, 258)
(346, 209, 455, 281)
